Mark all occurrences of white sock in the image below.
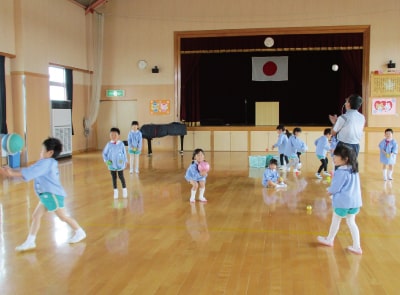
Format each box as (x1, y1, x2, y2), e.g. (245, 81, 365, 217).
(190, 190, 196, 200)
(388, 170, 393, 179)
(26, 234, 36, 244)
(326, 213, 342, 242)
(199, 188, 205, 199)
(346, 214, 361, 249)
(135, 155, 139, 171)
(383, 169, 387, 179)
(130, 156, 134, 170)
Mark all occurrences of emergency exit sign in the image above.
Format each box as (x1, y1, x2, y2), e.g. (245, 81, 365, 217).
(106, 89, 125, 97)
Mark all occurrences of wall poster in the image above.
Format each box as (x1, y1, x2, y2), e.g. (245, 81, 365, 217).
(371, 98, 396, 115)
(150, 100, 170, 115)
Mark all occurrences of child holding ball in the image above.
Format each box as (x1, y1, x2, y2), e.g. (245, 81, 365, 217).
(262, 158, 287, 188)
(185, 148, 209, 203)
(317, 144, 363, 255)
(127, 120, 142, 174)
(0, 137, 86, 252)
(103, 127, 128, 199)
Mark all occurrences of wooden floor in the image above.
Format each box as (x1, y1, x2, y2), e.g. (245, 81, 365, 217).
(1, 150, 400, 295)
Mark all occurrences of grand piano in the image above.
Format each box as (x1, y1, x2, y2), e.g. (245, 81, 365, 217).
(140, 122, 187, 155)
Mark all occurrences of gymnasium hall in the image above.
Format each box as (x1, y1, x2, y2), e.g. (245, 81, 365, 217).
(1, 0, 400, 294)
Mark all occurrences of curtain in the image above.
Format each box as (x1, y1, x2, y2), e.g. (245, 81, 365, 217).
(87, 12, 104, 134)
(0, 56, 7, 134)
(65, 68, 74, 135)
(180, 54, 201, 126)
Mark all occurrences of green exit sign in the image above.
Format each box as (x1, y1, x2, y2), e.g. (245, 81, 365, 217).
(106, 89, 125, 97)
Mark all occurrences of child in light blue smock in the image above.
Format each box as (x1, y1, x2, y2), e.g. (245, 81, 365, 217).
(378, 128, 398, 181)
(185, 148, 208, 203)
(103, 127, 128, 199)
(0, 137, 86, 252)
(262, 158, 286, 188)
(284, 127, 307, 173)
(127, 120, 143, 174)
(314, 128, 332, 179)
(317, 144, 363, 255)
(271, 124, 289, 168)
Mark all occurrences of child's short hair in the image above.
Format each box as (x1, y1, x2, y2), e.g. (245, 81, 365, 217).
(192, 148, 205, 160)
(43, 137, 62, 159)
(110, 127, 120, 135)
(269, 158, 278, 166)
(276, 124, 285, 131)
(293, 127, 302, 134)
(324, 128, 331, 135)
(385, 128, 393, 134)
(131, 121, 139, 126)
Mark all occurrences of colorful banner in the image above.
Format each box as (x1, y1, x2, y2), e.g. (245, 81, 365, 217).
(150, 100, 170, 115)
(371, 98, 396, 115)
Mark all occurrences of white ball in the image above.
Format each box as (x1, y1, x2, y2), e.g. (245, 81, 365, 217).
(332, 64, 339, 71)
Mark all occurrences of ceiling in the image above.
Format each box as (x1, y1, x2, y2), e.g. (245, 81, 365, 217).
(69, 0, 108, 14)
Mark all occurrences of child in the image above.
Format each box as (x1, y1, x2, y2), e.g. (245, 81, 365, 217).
(315, 128, 332, 179)
(284, 127, 307, 173)
(127, 121, 143, 174)
(185, 148, 208, 203)
(317, 144, 363, 255)
(378, 128, 398, 181)
(103, 127, 128, 199)
(329, 135, 338, 173)
(271, 124, 289, 169)
(0, 137, 86, 251)
(262, 158, 287, 188)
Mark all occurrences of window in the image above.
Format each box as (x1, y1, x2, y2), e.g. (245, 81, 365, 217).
(49, 66, 66, 100)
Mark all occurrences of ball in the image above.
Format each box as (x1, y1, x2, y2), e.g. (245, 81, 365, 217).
(332, 64, 339, 71)
(198, 161, 210, 173)
(306, 205, 312, 210)
(2, 133, 24, 154)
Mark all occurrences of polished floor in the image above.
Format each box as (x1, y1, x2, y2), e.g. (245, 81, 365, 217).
(0, 151, 399, 295)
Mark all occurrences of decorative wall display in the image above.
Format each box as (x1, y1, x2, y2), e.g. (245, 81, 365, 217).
(371, 98, 396, 115)
(371, 73, 400, 97)
(150, 100, 170, 115)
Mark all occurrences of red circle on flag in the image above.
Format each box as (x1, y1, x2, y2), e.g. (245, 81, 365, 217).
(263, 61, 277, 76)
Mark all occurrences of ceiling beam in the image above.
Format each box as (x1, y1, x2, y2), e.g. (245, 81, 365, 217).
(85, 0, 107, 15)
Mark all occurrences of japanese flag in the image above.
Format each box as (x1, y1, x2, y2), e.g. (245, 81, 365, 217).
(252, 56, 288, 81)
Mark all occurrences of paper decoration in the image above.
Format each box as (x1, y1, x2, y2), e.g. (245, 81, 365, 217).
(371, 98, 396, 115)
(150, 100, 170, 115)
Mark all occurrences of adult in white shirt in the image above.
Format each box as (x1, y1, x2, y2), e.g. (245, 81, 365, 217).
(329, 94, 365, 157)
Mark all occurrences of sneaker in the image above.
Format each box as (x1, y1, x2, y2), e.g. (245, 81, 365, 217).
(129, 169, 133, 174)
(347, 246, 362, 255)
(323, 171, 331, 176)
(113, 189, 118, 199)
(190, 198, 195, 203)
(317, 236, 333, 247)
(122, 188, 128, 198)
(315, 173, 322, 179)
(199, 197, 208, 203)
(15, 241, 36, 252)
(276, 183, 287, 188)
(135, 169, 139, 174)
(69, 230, 86, 244)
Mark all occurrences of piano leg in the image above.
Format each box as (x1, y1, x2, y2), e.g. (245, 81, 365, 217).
(180, 135, 184, 154)
(146, 139, 153, 156)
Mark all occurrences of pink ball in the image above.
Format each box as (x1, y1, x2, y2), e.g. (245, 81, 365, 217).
(198, 161, 210, 172)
